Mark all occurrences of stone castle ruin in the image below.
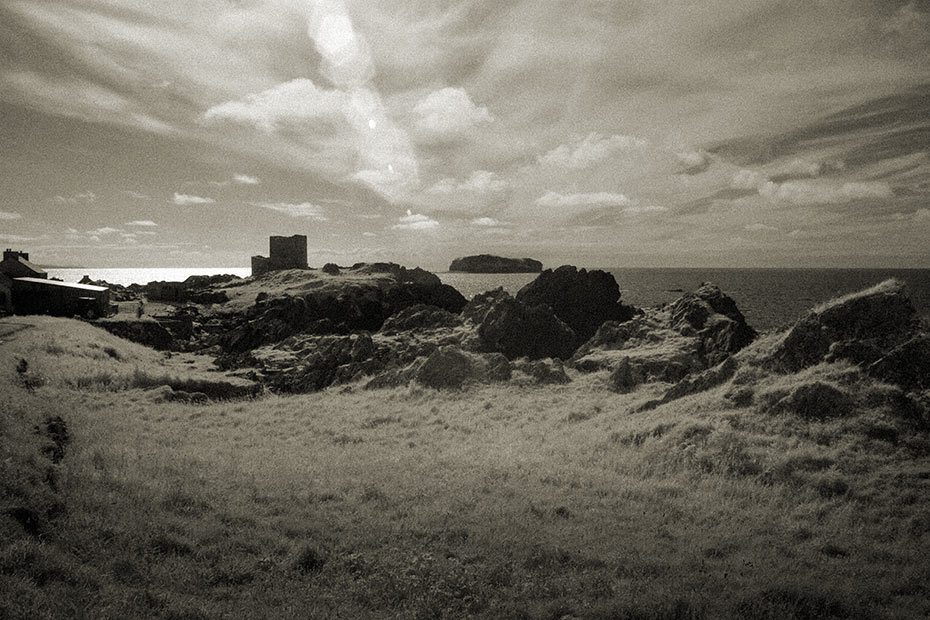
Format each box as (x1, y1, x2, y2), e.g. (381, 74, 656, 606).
(251, 235, 308, 276)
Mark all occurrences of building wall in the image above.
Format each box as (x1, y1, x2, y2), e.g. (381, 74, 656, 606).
(269, 235, 308, 269)
(0, 274, 11, 313)
(11, 280, 110, 317)
(251, 235, 308, 276)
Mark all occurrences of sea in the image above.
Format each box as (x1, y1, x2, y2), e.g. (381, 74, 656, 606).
(46, 267, 930, 333)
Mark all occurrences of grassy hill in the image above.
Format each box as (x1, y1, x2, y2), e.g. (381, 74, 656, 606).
(1, 314, 928, 619)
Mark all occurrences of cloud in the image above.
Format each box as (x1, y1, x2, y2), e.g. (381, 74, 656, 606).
(622, 205, 668, 215)
(88, 227, 120, 235)
(471, 217, 509, 227)
(126, 220, 158, 227)
(173, 193, 215, 205)
(54, 191, 96, 204)
(428, 170, 508, 195)
(539, 133, 648, 169)
(731, 169, 767, 190)
(233, 174, 261, 185)
(0, 211, 22, 220)
(123, 191, 151, 200)
(914, 208, 930, 221)
(412, 87, 492, 141)
(677, 150, 712, 174)
(758, 180, 893, 204)
(0, 234, 40, 243)
(252, 202, 327, 220)
(392, 210, 438, 230)
(204, 79, 347, 132)
(535, 191, 632, 208)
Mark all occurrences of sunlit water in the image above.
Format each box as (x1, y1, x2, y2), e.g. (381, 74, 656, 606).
(46, 267, 930, 333)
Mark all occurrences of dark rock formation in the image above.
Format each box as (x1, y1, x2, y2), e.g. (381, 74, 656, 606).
(668, 283, 757, 367)
(219, 278, 466, 356)
(416, 346, 476, 389)
(322, 263, 341, 275)
(764, 280, 917, 373)
(516, 265, 635, 344)
(464, 289, 577, 360)
(262, 333, 379, 393)
(79, 276, 137, 302)
(572, 283, 755, 384)
(449, 254, 543, 273)
(515, 358, 571, 384)
(759, 280, 928, 393)
(95, 318, 174, 350)
(380, 304, 462, 334)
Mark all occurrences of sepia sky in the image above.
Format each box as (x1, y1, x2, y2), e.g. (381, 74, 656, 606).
(1, 0, 929, 269)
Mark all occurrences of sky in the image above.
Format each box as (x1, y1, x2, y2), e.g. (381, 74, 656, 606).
(1, 0, 929, 270)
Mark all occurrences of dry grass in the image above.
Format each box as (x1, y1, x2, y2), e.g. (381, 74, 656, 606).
(1, 316, 929, 619)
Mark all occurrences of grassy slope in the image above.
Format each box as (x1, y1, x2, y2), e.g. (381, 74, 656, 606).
(1, 317, 929, 619)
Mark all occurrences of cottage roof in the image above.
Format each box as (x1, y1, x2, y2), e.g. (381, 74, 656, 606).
(14, 277, 108, 292)
(1, 256, 46, 277)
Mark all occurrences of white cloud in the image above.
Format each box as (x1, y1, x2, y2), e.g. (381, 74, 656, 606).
(204, 79, 346, 132)
(233, 174, 261, 185)
(173, 193, 215, 205)
(471, 217, 510, 227)
(677, 150, 711, 170)
(535, 191, 632, 208)
(778, 158, 822, 178)
(731, 169, 767, 190)
(412, 87, 492, 141)
(0, 234, 39, 243)
(538, 133, 648, 169)
(252, 202, 327, 220)
(429, 170, 508, 195)
(0, 211, 22, 220)
(392, 210, 438, 230)
(54, 191, 96, 204)
(758, 180, 893, 204)
(88, 227, 120, 235)
(126, 220, 158, 227)
(622, 205, 668, 215)
(123, 190, 151, 200)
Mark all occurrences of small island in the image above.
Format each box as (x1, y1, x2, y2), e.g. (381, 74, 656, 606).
(449, 254, 543, 273)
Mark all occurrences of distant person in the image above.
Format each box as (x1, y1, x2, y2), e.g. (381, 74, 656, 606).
(137, 300, 144, 318)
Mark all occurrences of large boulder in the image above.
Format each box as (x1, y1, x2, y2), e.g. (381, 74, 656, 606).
(668, 283, 756, 366)
(516, 265, 635, 343)
(464, 289, 577, 360)
(259, 332, 380, 393)
(571, 283, 756, 385)
(763, 279, 919, 374)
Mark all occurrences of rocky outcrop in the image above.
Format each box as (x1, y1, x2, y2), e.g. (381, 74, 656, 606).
(95, 318, 174, 350)
(755, 280, 925, 388)
(572, 283, 755, 384)
(380, 304, 462, 334)
(219, 277, 467, 356)
(365, 347, 512, 390)
(668, 283, 757, 367)
(449, 255, 543, 273)
(464, 289, 577, 360)
(78, 276, 137, 302)
(516, 265, 636, 344)
(259, 332, 379, 393)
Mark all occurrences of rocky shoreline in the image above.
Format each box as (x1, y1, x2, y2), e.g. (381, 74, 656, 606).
(84, 263, 929, 419)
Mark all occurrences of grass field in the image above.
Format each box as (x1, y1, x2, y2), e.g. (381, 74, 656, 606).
(2, 316, 929, 619)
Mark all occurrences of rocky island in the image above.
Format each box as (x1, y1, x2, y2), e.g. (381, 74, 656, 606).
(448, 254, 543, 273)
